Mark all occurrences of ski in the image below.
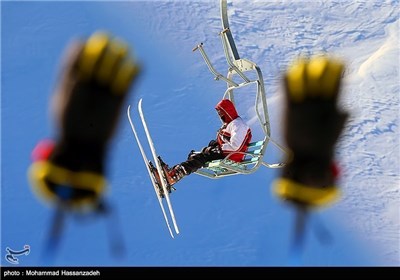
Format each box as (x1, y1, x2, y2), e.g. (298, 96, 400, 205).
(137, 99, 180, 235)
(127, 101, 179, 238)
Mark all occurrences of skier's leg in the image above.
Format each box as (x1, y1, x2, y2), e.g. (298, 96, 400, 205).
(176, 148, 224, 175)
(161, 146, 224, 186)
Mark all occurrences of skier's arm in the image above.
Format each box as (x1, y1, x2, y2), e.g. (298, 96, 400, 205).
(220, 119, 248, 152)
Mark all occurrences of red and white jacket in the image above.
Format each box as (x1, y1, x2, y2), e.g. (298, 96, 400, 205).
(215, 99, 252, 162)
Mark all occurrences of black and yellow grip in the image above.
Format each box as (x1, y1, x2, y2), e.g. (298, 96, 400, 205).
(274, 55, 347, 208)
(29, 161, 107, 210)
(77, 31, 140, 95)
(274, 178, 340, 208)
(29, 31, 140, 211)
(285, 56, 344, 103)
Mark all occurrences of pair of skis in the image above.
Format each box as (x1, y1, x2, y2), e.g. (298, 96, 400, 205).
(127, 99, 179, 238)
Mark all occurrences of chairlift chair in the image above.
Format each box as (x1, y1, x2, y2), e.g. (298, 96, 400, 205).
(193, 0, 290, 179)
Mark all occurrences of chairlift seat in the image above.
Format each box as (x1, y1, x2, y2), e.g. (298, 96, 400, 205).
(195, 139, 266, 178)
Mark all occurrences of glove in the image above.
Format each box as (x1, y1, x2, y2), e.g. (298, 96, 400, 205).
(274, 56, 348, 207)
(208, 139, 219, 147)
(187, 141, 218, 159)
(202, 144, 222, 156)
(29, 31, 140, 210)
(187, 149, 197, 159)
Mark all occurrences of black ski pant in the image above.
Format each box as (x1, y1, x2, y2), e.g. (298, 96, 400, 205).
(180, 148, 225, 174)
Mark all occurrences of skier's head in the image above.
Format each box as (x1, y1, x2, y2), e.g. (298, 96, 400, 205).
(215, 99, 239, 123)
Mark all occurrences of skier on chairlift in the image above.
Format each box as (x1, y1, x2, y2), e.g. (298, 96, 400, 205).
(153, 99, 252, 189)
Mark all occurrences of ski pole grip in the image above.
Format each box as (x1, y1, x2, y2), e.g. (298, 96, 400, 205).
(273, 55, 348, 208)
(28, 30, 141, 210)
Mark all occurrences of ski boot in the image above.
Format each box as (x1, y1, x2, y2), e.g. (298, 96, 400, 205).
(165, 164, 187, 186)
(159, 156, 187, 186)
(148, 160, 175, 198)
(149, 157, 187, 198)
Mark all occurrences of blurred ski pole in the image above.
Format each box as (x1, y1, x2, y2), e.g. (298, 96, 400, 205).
(273, 55, 348, 265)
(28, 31, 141, 263)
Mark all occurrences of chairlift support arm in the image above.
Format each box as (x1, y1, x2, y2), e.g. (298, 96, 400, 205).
(192, 0, 290, 178)
(193, 43, 238, 87)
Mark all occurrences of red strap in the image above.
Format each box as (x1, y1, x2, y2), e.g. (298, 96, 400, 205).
(31, 139, 55, 161)
(331, 162, 340, 179)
